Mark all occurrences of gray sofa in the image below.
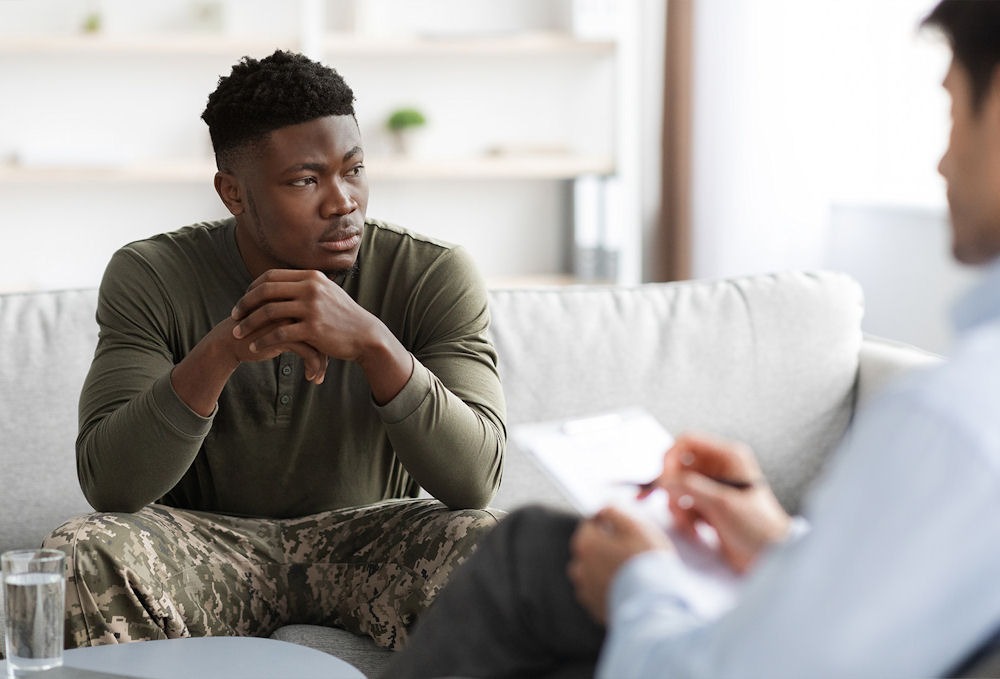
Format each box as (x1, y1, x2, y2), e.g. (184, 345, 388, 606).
(0, 270, 939, 677)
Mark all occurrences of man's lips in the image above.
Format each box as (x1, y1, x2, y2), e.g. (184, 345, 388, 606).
(318, 231, 362, 252)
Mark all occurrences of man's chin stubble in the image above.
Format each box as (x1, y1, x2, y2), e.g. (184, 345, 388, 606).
(325, 264, 360, 280)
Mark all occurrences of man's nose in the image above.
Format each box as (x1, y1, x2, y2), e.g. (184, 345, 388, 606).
(322, 179, 357, 216)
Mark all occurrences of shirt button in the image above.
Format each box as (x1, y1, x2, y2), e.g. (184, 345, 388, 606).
(281, 365, 292, 376)
(279, 394, 291, 405)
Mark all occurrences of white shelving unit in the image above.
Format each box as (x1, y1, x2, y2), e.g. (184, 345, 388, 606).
(0, 154, 614, 183)
(0, 0, 637, 291)
(0, 31, 616, 63)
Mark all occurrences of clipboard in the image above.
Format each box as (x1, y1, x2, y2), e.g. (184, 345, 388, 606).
(512, 407, 672, 518)
(512, 407, 743, 618)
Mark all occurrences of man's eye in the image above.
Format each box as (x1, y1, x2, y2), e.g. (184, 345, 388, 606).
(290, 177, 316, 187)
(347, 165, 365, 177)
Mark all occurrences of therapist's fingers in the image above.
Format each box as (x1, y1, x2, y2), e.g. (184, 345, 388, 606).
(654, 432, 762, 491)
(671, 472, 791, 573)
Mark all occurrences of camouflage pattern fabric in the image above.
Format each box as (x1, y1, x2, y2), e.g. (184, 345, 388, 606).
(38, 499, 501, 653)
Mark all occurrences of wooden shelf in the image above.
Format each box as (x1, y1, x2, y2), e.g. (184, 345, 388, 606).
(0, 34, 293, 56)
(370, 153, 614, 180)
(0, 154, 614, 184)
(0, 31, 613, 58)
(323, 31, 615, 57)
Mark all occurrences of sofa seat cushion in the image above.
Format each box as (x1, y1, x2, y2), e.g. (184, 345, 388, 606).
(270, 625, 391, 678)
(486, 271, 865, 513)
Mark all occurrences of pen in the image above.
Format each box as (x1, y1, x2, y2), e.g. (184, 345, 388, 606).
(625, 476, 759, 492)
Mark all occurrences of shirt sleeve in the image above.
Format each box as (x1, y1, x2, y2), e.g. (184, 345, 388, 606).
(597, 389, 1000, 678)
(376, 246, 507, 509)
(77, 248, 213, 512)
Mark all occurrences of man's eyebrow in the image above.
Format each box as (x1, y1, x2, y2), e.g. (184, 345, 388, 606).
(286, 162, 327, 173)
(283, 148, 363, 173)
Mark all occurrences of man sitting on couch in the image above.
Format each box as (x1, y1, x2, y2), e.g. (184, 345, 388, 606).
(42, 50, 505, 651)
(384, 1, 1000, 676)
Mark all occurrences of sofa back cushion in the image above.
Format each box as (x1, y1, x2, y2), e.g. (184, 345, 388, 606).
(486, 271, 864, 513)
(0, 272, 863, 550)
(0, 289, 97, 553)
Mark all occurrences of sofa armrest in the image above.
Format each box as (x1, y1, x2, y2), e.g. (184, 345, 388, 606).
(856, 334, 942, 411)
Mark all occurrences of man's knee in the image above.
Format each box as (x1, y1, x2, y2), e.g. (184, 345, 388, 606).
(393, 504, 499, 569)
(42, 512, 134, 574)
(41, 508, 193, 590)
(40, 512, 151, 649)
(451, 505, 505, 544)
(39, 508, 249, 648)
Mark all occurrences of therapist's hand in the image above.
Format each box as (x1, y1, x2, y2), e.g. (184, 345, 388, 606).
(643, 432, 791, 573)
(567, 506, 672, 624)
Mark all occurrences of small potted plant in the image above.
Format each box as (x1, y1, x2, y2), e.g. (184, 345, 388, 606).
(81, 10, 102, 34)
(386, 107, 427, 156)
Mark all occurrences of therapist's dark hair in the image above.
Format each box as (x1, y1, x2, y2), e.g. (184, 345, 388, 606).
(923, 0, 1000, 112)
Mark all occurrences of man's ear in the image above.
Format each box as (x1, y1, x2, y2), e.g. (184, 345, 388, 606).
(214, 171, 244, 216)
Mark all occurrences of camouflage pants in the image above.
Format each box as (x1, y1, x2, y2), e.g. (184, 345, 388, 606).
(39, 498, 501, 653)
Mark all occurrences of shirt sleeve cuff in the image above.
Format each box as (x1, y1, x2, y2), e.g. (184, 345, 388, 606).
(599, 550, 706, 678)
(612, 543, 742, 622)
(374, 354, 430, 424)
(150, 373, 215, 438)
(610, 550, 693, 617)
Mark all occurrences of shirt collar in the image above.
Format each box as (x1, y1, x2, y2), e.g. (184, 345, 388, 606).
(952, 257, 1000, 334)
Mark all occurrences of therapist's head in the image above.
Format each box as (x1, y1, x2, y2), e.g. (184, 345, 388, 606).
(924, 1, 1000, 265)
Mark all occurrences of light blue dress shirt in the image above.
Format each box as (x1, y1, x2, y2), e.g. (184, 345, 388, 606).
(599, 260, 1000, 679)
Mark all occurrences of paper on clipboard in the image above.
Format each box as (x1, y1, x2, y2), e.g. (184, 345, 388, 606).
(512, 408, 672, 516)
(512, 407, 743, 618)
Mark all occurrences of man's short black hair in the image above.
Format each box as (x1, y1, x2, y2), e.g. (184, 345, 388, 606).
(923, 0, 1000, 111)
(201, 49, 356, 169)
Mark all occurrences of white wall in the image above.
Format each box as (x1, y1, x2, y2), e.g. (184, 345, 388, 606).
(690, 0, 968, 353)
(691, 0, 834, 280)
(826, 204, 975, 353)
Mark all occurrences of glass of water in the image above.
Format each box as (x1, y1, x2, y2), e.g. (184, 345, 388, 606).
(2, 549, 65, 676)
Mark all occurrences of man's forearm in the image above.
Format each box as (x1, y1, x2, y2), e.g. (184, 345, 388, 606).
(381, 359, 505, 509)
(170, 330, 241, 417)
(355, 321, 415, 406)
(78, 373, 212, 511)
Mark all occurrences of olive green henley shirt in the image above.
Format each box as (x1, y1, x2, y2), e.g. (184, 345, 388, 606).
(77, 218, 506, 518)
